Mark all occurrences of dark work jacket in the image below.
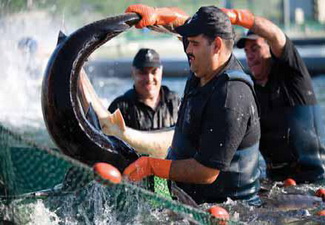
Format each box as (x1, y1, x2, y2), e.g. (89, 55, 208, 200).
(167, 55, 261, 204)
(256, 36, 325, 183)
(108, 86, 180, 131)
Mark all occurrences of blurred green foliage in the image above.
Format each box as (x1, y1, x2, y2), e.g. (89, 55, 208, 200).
(1, 0, 284, 24)
(1, 0, 323, 35)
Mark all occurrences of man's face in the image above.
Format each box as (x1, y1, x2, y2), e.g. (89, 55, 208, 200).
(244, 37, 271, 82)
(132, 66, 162, 100)
(186, 34, 215, 78)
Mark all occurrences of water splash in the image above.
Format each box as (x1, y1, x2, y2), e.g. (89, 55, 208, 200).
(0, 11, 62, 129)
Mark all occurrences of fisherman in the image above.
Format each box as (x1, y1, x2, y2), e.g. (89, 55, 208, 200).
(108, 48, 180, 192)
(223, 8, 325, 183)
(17, 37, 41, 79)
(87, 4, 261, 205)
(108, 48, 180, 131)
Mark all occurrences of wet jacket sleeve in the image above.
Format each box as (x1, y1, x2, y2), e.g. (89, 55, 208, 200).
(270, 35, 317, 105)
(272, 36, 310, 81)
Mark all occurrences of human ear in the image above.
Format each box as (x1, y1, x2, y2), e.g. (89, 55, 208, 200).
(214, 37, 222, 53)
(131, 67, 137, 79)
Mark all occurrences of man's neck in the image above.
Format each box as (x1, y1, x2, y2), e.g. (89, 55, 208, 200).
(255, 77, 268, 86)
(199, 56, 229, 87)
(140, 94, 161, 110)
(255, 60, 271, 86)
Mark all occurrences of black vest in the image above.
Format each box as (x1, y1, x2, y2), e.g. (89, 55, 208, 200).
(168, 70, 260, 203)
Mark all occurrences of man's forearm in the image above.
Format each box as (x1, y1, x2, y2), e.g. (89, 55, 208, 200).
(251, 16, 286, 56)
(170, 158, 220, 184)
(222, 8, 286, 57)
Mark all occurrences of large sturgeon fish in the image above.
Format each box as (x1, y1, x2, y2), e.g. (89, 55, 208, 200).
(41, 13, 141, 171)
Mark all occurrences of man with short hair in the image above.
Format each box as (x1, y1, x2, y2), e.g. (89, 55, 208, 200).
(93, 5, 261, 205)
(222, 8, 325, 183)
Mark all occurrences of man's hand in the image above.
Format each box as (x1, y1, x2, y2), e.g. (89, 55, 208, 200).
(221, 8, 255, 29)
(123, 156, 172, 182)
(125, 4, 188, 29)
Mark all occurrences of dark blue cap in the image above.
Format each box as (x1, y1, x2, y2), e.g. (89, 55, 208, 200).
(236, 30, 260, 48)
(132, 48, 161, 69)
(175, 6, 234, 40)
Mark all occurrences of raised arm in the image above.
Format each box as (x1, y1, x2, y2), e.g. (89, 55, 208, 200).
(222, 8, 286, 57)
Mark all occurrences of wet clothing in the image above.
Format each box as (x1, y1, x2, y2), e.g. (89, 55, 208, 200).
(167, 55, 261, 204)
(108, 86, 180, 131)
(256, 36, 325, 182)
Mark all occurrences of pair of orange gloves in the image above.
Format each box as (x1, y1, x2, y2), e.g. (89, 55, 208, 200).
(123, 4, 255, 182)
(125, 4, 255, 30)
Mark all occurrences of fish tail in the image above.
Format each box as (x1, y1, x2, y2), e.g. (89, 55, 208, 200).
(111, 109, 126, 131)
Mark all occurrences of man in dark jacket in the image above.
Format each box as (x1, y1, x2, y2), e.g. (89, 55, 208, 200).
(224, 8, 325, 183)
(108, 48, 180, 131)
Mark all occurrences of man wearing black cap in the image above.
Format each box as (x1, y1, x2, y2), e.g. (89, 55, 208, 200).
(94, 4, 261, 205)
(221, 8, 325, 183)
(109, 48, 180, 193)
(108, 48, 180, 132)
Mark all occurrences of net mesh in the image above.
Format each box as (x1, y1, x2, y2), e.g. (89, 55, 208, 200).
(0, 123, 239, 225)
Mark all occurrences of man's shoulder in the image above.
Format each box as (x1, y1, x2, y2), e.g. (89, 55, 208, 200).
(212, 70, 254, 92)
(209, 71, 256, 111)
(161, 85, 180, 101)
(108, 89, 135, 112)
(272, 35, 301, 64)
(224, 70, 254, 88)
(113, 89, 136, 102)
(270, 35, 312, 82)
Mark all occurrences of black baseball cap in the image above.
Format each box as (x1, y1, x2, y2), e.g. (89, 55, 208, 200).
(175, 6, 234, 40)
(132, 48, 161, 69)
(236, 30, 260, 48)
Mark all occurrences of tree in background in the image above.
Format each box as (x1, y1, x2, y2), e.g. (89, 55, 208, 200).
(1, 0, 323, 34)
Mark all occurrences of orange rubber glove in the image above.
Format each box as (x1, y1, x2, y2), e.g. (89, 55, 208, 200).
(125, 4, 188, 29)
(123, 156, 172, 182)
(221, 8, 255, 29)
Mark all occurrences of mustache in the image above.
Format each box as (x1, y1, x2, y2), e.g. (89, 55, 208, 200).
(187, 53, 195, 59)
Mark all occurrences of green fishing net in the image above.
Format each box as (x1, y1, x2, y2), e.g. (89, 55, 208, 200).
(0, 123, 238, 225)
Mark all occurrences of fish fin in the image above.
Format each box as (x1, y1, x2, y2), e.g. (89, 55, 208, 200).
(57, 31, 67, 45)
(85, 103, 101, 130)
(111, 109, 126, 132)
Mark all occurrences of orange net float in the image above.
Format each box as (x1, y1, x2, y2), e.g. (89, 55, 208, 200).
(316, 210, 325, 216)
(283, 178, 296, 187)
(93, 162, 122, 184)
(208, 205, 229, 225)
(315, 188, 325, 197)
